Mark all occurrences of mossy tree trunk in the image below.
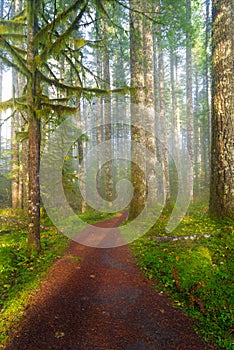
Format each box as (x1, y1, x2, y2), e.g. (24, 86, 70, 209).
(27, 0, 41, 253)
(129, 0, 146, 220)
(209, 0, 234, 219)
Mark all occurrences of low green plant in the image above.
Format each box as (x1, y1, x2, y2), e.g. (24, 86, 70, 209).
(0, 210, 70, 346)
(132, 205, 234, 349)
(79, 208, 115, 224)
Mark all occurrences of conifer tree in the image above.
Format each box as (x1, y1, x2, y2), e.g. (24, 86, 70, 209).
(129, 0, 146, 219)
(186, 0, 194, 199)
(209, 0, 234, 219)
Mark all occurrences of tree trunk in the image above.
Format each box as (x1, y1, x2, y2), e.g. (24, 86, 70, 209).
(194, 69, 202, 192)
(27, 0, 41, 253)
(11, 99, 20, 209)
(158, 43, 170, 203)
(170, 51, 181, 157)
(143, 0, 157, 207)
(102, 18, 113, 205)
(11, 0, 22, 210)
(153, 21, 162, 165)
(205, 0, 212, 157)
(170, 49, 181, 194)
(22, 134, 29, 211)
(186, 0, 194, 200)
(209, 0, 234, 219)
(95, 11, 102, 195)
(129, 0, 146, 220)
(76, 92, 86, 214)
(175, 56, 181, 151)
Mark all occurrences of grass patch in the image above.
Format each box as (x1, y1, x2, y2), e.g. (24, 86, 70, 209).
(79, 208, 116, 224)
(0, 210, 70, 346)
(131, 204, 234, 349)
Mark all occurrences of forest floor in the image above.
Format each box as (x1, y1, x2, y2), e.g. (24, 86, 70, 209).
(3, 212, 217, 350)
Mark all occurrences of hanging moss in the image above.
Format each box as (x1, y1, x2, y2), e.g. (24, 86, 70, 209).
(0, 96, 27, 112)
(0, 36, 29, 77)
(0, 20, 26, 33)
(0, 0, 131, 129)
(34, 0, 86, 46)
(10, 8, 27, 22)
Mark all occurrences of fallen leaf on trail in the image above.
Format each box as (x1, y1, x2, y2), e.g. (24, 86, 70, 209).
(55, 331, 65, 338)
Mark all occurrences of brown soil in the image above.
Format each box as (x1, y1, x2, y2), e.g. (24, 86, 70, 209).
(3, 213, 217, 350)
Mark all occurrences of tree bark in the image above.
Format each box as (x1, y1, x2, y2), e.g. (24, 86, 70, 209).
(27, 0, 41, 253)
(143, 0, 157, 206)
(129, 0, 146, 220)
(194, 69, 202, 192)
(102, 17, 113, 205)
(11, 108, 20, 209)
(153, 20, 162, 165)
(205, 0, 212, 156)
(186, 0, 194, 200)
(95, 10, 102, 196)
(170, 50, 181, 195)
(11, 0, 22, 210)
(158, 37, 170, 203)
(209, 0, 234, 219)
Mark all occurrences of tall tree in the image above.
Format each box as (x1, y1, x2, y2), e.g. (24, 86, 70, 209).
(102, 17, 113, 205)
(95, 10, 102, 196)
(26, 0, 41, 252)
(209, 0, 234, 219)
(143, 0, 157, 206)
(11, 0, 24, 210)
(205, 0, 212, 152)
(186, 0, 194, 199)
(158, 37, 170, 202)
(193, 69, 202, 189)
(129, 0, 146, 220)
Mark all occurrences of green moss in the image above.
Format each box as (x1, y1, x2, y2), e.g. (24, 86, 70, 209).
(131, 204, 234, 349)
(0, 209, 70, 347)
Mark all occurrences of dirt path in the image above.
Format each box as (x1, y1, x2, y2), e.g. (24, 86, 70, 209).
(4, 213, 216, 350)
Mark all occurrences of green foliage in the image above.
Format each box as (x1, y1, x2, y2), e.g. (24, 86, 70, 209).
(132, 204, 234, 349)
(79, 208, 115, 224)
(176, 246, 212, 291)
